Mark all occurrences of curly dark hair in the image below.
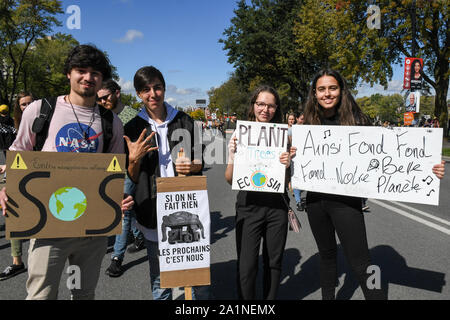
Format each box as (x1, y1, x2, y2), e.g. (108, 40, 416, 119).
(63, 44, 112, 80)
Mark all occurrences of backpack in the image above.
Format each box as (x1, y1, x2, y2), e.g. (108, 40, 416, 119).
(31, 97, 114, 152)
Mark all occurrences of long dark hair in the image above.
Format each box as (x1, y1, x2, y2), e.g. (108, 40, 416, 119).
(304, 69, 369, 126)
(247, 85, 283, 124)
(14, 92, 34, 129)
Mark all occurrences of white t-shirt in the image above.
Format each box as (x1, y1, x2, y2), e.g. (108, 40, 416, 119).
(134, 103, 179, 241)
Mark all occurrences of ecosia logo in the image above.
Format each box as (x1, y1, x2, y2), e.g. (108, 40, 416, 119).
(55, 123, 100, 153)
(250, 170, 268, 189)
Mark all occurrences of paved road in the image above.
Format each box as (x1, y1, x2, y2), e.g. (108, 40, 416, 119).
(0, 134, 449, 300)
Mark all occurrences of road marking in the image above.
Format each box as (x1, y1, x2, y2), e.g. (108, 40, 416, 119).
(370, 199, 450, 236)
(390, 201, 450, 227)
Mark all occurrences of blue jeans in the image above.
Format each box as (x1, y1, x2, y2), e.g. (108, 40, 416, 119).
(111, 211, 141, 261)
(293, 189, 302, 204)
(144, 239, 210, 300)
(111, 176, 142, 261)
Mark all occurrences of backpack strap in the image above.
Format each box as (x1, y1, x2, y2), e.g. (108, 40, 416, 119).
(32, 97, 57, 151)
(99, 105, 114, 153)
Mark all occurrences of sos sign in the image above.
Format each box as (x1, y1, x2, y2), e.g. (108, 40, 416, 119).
(5, 151, 125, 239)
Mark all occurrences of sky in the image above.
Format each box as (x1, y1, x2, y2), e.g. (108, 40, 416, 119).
(53, 0, 411, 108)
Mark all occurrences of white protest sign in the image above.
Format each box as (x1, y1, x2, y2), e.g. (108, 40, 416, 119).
(157, 188, 210, 273)
(291, 125, 443, 205)
(232, 120, 289, 193)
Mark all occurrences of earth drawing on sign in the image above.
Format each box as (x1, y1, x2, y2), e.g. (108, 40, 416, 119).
(48, 187, 87, 222)
(251, 171, 267, 188)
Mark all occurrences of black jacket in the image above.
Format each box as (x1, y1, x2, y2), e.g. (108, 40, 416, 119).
(124, 111, 203, 229)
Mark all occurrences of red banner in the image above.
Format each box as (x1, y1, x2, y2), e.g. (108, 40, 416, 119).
(403, 57, 423, 91)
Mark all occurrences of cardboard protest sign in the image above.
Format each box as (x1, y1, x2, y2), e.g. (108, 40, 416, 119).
(291, 126, 443, 205)
(5, 151, 125, 239)
(157, 176, 211, 288)
(232, 120, 289, 193)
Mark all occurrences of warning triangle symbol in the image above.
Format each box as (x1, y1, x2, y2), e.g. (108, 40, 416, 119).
(11, 153, 28, 170)
(107, 156, 122, 172)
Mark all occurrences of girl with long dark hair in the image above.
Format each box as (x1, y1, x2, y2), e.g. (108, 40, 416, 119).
(301, 69, 445, 300)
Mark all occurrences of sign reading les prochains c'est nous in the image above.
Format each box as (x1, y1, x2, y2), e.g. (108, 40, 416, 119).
(291, 126, 443, 206)
(157, 176, 211, 288)
(5, 151, 125, 239)
(232, 121, 289, 193)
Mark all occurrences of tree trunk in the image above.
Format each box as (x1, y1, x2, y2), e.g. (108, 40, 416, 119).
(434, 58, 449, 138)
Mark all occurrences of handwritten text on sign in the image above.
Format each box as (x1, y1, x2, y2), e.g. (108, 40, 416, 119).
(232, 121, 289, 193)
(291, 126, 442, 205)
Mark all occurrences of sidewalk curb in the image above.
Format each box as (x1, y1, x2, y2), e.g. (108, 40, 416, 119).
(442, 156, 450, 163)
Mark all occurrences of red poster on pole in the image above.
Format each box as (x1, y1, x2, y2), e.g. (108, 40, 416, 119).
(403, 57, 423, 91)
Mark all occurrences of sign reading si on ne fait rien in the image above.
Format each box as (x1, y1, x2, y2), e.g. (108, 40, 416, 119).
(5, 151, 125, 239)
(157, 176, 211, 288)
(232, 120, 289, 193)
(291, 126, 443, 205)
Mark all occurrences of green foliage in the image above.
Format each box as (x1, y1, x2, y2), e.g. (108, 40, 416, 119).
(358, 94, 404, 123)
(222, 0, 448, 134)
(293, 0, 449, 134)
(207, 74, 249, 119)
(189, 109, 206, 122)
(18, 33, 79, 98)
(121, 93, 138, 108)
(220, 0, 315, 107)
(0, 0, 63, 105)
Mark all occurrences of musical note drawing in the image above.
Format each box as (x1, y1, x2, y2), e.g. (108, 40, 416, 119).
(324, 130, 331, 139)
(427, 189, 435, 197)
(422, 176, 433, 185)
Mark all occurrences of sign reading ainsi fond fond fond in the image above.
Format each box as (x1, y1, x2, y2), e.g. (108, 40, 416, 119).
(291, 126, 443, 205)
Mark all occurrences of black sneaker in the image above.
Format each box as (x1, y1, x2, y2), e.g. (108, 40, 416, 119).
(105, 257, 123, 277)
(296, 200, 306, 212)
(0, 263, 26, 281)
(127, 236, 145, 253)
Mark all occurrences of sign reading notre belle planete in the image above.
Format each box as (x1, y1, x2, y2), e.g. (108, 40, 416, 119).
(5, 151, 125, 239)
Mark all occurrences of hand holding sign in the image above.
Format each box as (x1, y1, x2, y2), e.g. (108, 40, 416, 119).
(432, 160, 445, 180)
(175, 148, 202, 176)
(121, 195, 134, 212)
(0, 187, 7, 216)
(279, 151, 291, 168)
(228, 136, 238, 163)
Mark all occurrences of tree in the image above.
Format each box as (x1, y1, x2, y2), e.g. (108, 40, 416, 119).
(293, 0, 449, 135)
(0, 0, 63, 106)
(358, 94, 404, 124)
(18, 33, 79, 98)
(207, 74, 249, 119)
(189, 109, 206, 122)
(220, 0, 316, 108)
(120, 93, 138, 108)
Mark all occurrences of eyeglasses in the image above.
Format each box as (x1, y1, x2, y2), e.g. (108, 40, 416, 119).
(255, 101, 277, 111)
(96, 92, 113, 102)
